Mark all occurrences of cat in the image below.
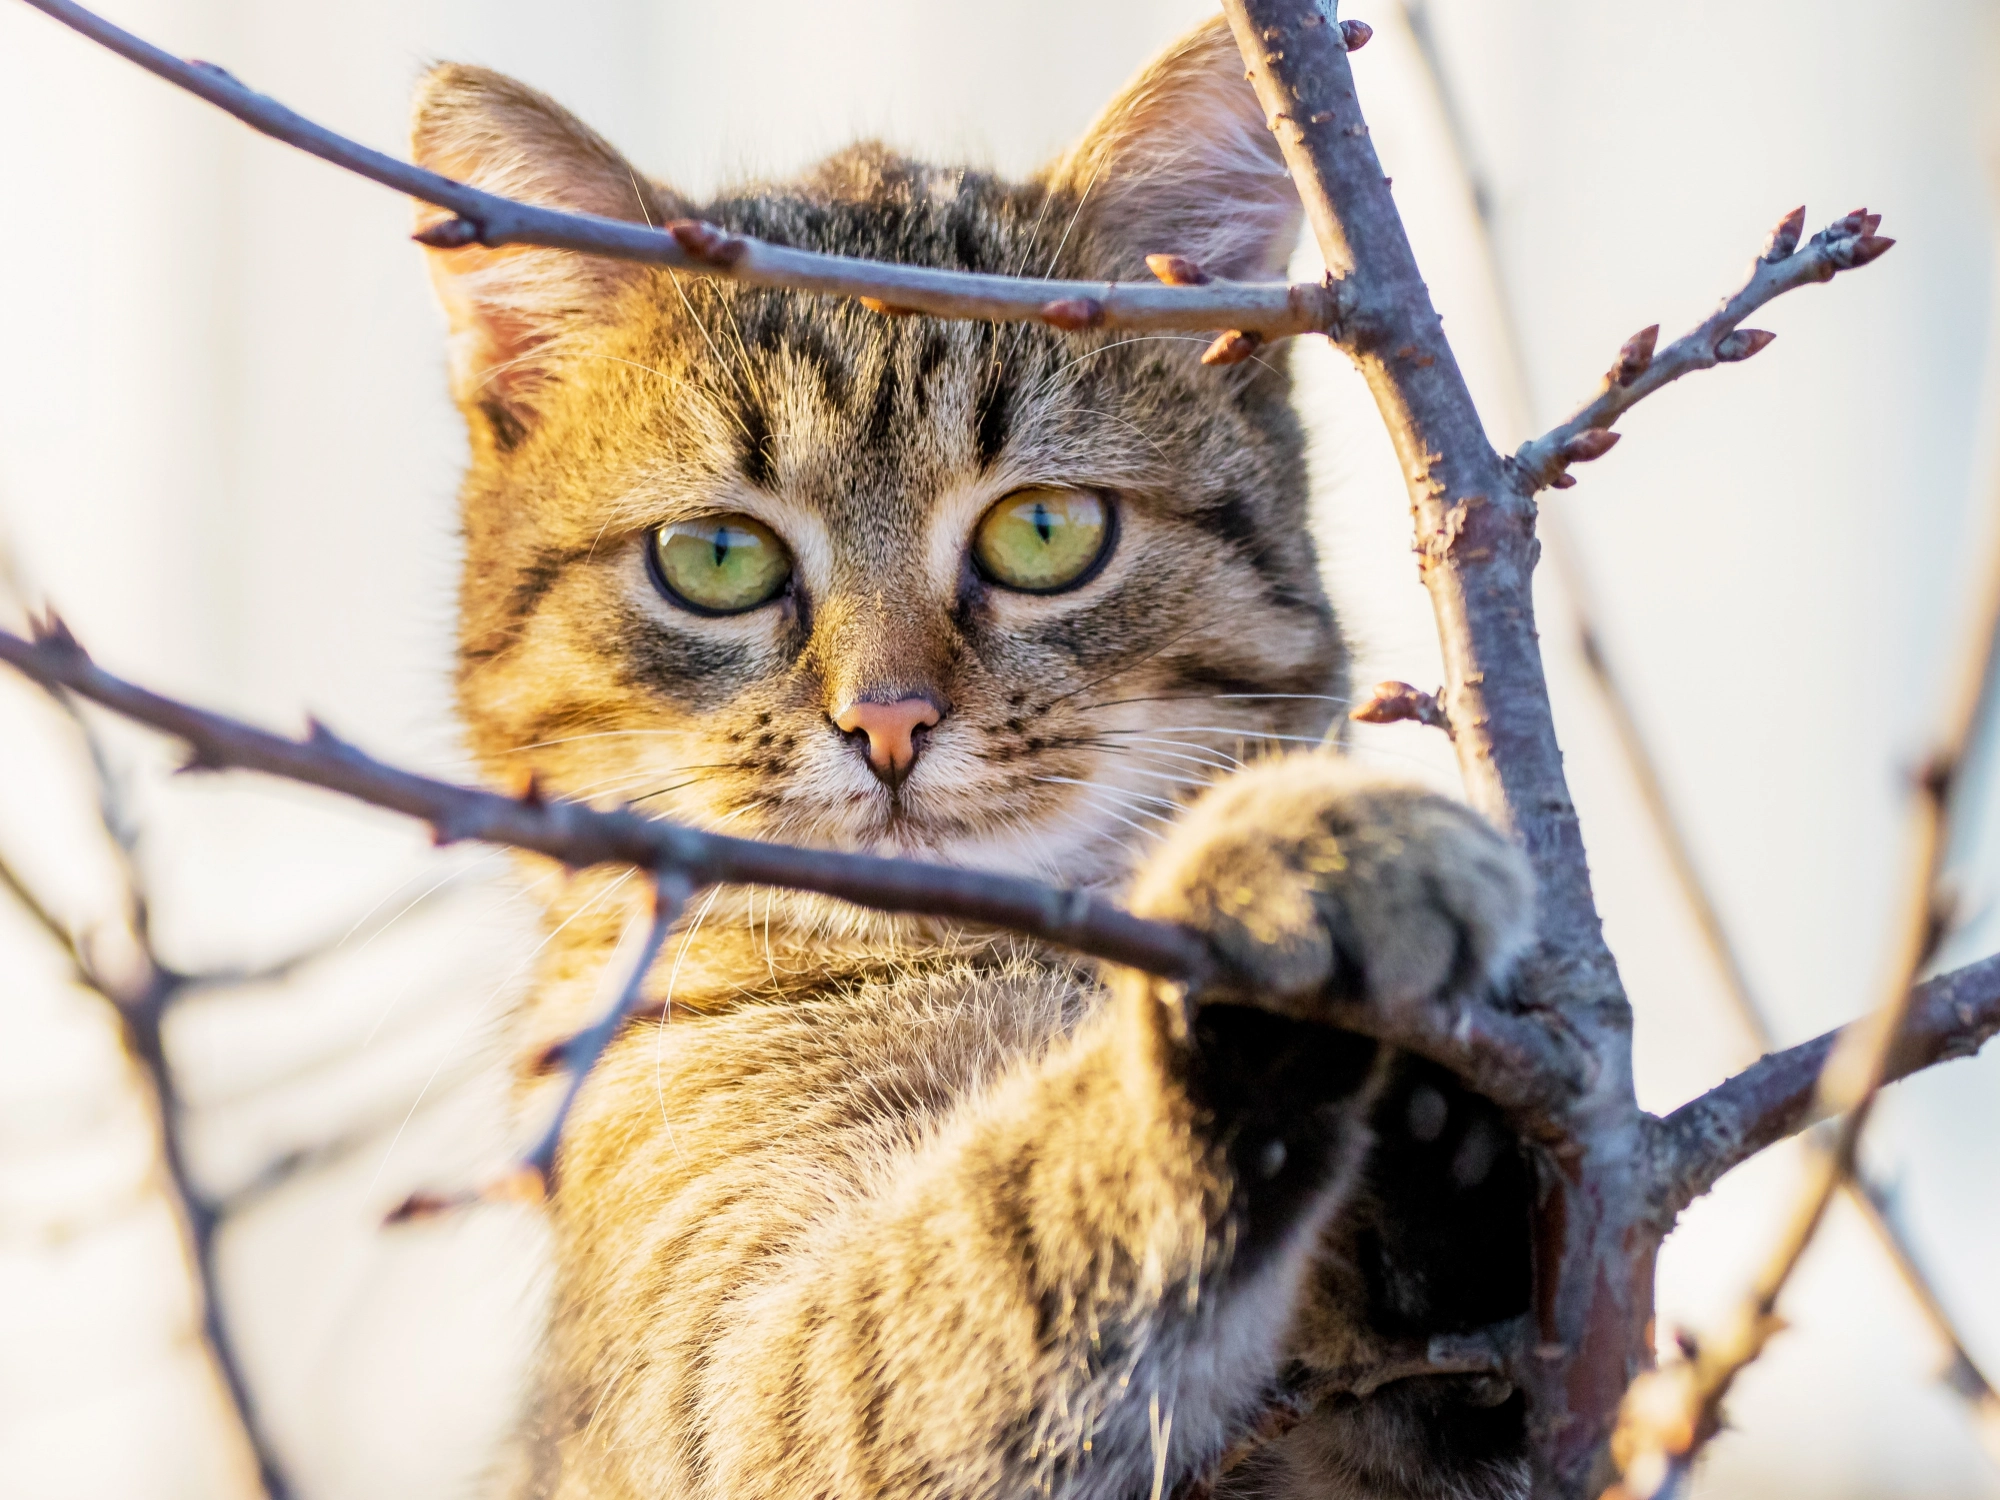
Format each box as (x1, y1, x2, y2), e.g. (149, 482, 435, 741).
(412, 16, 1538, 1499)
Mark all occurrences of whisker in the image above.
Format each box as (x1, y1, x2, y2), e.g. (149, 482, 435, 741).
(1215, 693, 1356, 705)
(1043, 799, 1152, 865)
(1034, 775, 1184, 815)
(1041, 158, 1101, 281)
(649, 883, 724, 1165)
(1078, 756, 1219, 792)
(503, 731, 704, 753)
(662, 269, 759, 447)
(1060, 788, 1168, 844)
(1072, 691, 1353, 713)
(1059, 404, 1172, 463)
(1098, 726, 1332, 749)
(1039, 622, 1214, 711)
(336, 848, 497, 950)
(627, 773, 724, 805)
(1092, 736, 1244, 771)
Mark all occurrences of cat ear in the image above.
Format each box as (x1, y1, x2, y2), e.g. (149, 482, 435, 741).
(1044, 17, 1301, 282)
(411, 66, 681, 441)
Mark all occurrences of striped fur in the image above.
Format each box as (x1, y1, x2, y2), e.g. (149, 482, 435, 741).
(416, 19, 1536, 1499)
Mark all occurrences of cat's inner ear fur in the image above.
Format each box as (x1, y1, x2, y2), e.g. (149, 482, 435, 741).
(411, 65, 681, 443)
(1044, 17, 1302, 283)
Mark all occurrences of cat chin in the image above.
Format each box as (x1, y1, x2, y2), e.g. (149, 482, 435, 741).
(732, 793, 1138, 889)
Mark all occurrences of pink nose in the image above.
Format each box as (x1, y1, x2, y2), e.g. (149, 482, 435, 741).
(833, 695, 943, 781)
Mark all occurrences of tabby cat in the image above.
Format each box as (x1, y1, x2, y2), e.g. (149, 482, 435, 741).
(413, 16, 1538, 1499)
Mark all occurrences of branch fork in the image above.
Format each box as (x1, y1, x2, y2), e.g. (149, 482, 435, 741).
(4, 3, 1977, 1499)
(1515, 207, 1895, 493)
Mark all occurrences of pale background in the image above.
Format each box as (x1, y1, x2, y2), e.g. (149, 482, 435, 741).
(1, 1, 1997, 1496)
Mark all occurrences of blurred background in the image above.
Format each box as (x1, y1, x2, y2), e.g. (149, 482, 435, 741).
(1, 0, 1998, 1495)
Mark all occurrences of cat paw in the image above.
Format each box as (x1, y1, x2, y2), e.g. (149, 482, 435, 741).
(1128, 755, 1534, 1018)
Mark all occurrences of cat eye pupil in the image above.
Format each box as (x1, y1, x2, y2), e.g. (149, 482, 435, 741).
(972, 487, 1112, 594)
(650, 513, 792, 615)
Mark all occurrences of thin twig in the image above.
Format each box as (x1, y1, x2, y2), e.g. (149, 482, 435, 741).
(1841, 1169, 2000, 1465)
(0, 614, 1590, 1116)
(1388, 6, 2000, 1481)
(1513, 207, 1893, 493)
(1619, 431, 2000, 1497)
(1587, 595, 2000, 1454)
(1652, 949, 2000, 1215)
(392, 873, 686, 1221)
(5, 5, 1968, 1497)
(1219, 6, 1645, 1491)
(0, 613, 1203, 971)
(0, 709, 293, 1500)
(1221, 4, 1909, 1493)
(15, 0, 1341, 341)
(0, 845, 84, 972)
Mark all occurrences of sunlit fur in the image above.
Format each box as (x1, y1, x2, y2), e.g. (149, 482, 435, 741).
(417, 19, 1532, 1500)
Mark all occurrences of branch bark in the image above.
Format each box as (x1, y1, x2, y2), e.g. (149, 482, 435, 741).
(1514, 208, 1893, 493)
(2, 1, 1962, 1496)
(0, 616, 1588, 1120)
(1217, 5, 1651, 1490)
(1654, 951, 2000, 1216)
(1618, 335, 2000, 1491)
(17, 0, 1340, 341)
(1391, 2, 2000, 1477)
(0, 692, 293, 1500)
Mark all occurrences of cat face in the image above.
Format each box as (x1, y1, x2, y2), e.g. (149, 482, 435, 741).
(416, 22, 1345, 902)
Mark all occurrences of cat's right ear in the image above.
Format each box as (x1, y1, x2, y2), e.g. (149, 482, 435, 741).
(411, 66, 682, 446)
(1044, 17, 1301, 283)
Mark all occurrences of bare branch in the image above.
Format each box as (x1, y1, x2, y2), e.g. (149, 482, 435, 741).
(1222, 0, 1620, 1012)
(0, 714, 292, 1496)
(0, 845, 85, 975)
(1514, 207, 1894, 492)
(1652, 950, 2000, 1214)
(388, 878, 683, 1220)
(1840, 1164, 2000, 1467)
(1219, 6, 1652, 1489)
(521, 873, 685, 1191)
(1390, 4, 2000, 1474)
(18, 0, 1344, 341)
(6, 6, 1958, 1496)
(1577, 606, 2000, 1456)
(0, 618, 1588, 1117)
(0, 613, 1205, 975)
(1623, 433, 2000, 1492)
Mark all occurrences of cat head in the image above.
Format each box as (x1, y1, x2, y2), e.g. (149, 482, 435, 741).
(413, 17, 1345, 916)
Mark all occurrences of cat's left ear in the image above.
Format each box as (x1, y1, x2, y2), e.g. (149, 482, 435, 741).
(1044, 16, 1301, 282)
(411, 65, 685, 440)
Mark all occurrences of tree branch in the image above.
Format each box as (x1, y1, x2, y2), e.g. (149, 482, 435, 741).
(1652, 951, 2000, 1214)
(0, 616, 1589, 1119)
(1513, 207, 1893, 493)
(0, 684, 292, 1500)
(1220, 0, 1620, 1014)
(392, 873, 686, 1221)
(1392, 2, 2000, 1476)
(1620, 398, 2000, 1492)
(4, 3, 1951, 1495)
(1218, 6, 1650, 1490)
(17, 0, 1341, 343)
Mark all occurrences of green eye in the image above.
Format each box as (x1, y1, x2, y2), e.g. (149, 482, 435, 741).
(650, 514, 792, 614)
(972, 487, 1112, 593)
